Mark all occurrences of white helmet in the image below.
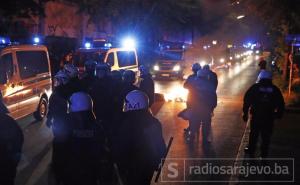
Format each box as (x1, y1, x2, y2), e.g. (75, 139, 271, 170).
(69, 92, 93, 112)
(257, 70, 272, 82)
(123, 90, 149, 112)
(63, 64, 79, 78)
(54, 70, 70, 87)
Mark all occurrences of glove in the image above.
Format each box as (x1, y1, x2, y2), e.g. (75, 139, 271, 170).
(242, 113, 248, 122)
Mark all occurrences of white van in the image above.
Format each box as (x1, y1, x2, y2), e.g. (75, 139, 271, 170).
(73, 47, 139, 73)
(0, 45, 52, 120)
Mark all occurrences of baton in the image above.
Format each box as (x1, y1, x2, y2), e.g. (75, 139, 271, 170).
(113, 163, 124, 185)
(155, 136, 174, 182)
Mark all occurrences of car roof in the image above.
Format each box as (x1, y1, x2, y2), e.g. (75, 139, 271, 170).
(1, 44, 48, 52)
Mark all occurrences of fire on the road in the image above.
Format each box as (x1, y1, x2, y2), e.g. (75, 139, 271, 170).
(164, 86, 189, 102)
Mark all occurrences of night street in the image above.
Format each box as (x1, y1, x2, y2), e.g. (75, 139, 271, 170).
(13, 57, 265, 185)
(1, 0, 300, 184)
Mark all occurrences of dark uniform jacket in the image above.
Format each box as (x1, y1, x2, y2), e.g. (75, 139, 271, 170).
(243, 79, 285, 121)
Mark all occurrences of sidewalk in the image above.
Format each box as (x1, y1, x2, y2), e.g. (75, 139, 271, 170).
(268, 109, 300, 182)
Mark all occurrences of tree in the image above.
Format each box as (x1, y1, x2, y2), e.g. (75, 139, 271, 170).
(65, 0, 203, 42)
(0, 0, 47, 37)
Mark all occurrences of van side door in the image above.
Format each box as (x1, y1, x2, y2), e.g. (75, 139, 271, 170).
(15, 50, 50, 117)
(0, 53, 18, 117)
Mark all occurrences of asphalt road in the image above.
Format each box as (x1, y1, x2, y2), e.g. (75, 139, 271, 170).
(15, 56, 259, 185)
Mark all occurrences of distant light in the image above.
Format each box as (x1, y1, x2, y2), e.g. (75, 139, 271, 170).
(182, 45, 186, 49)
(1, 39, 5, 44)
(237, 15, 245, 19)
(220, 58, 225, 63)
(153, 65, 159, 71)
(212, 40, 217, 45)
(33, 37, 40, 44)
(255, 50, 260, 54)
(85, 42, 91, 48)
(122, 37, 136, 49)
(229, 57, 233, 60)
(104, 43, 112, 47)
(207, 45, 211, 48)
(203, 46, 208, 50)
(200, 60, 207, 67)
(173, 65, 181, 71)
(255, 55, 260, 60)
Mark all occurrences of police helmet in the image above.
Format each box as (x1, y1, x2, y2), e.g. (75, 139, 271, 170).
(111, 70, 122, 82)
(84, 60, 97, 73)
(95, 62, 110, 78)
(63, 64, 79, 78)
(139, 65, 149, 75)
(123, 90, 149, 112)
(122, 70, 136, 84)
(257, 70, 272, 82)
(203, 64, 210, 71)
(54, 70, 70, 87)
(69, 92, 93, 112)
(192, 63, 201, 73)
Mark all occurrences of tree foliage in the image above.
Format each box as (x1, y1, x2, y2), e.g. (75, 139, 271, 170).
(0, 0, 49, 35)
(65, 0, 202, 40)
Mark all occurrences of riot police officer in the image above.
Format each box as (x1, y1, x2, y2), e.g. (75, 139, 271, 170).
(46, 70, 70, 183)
(243, 70, 285, 158)
(139, 65, 155, 107)
(187, 69, 217, 143)
(113, 90, 166, 185)
(62, 92, 104, 185)
(81, 60, 97, 92)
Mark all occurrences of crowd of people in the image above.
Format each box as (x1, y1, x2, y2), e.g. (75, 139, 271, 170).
(45, 61, 165, 185)
(179, 63, 218, 143)
(0, 57, 286, 185)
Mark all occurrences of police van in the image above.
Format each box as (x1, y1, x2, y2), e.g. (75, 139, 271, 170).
(152, 41, 186, 79)
(0, 45, 52, 120)
(74, 47, 138, 72)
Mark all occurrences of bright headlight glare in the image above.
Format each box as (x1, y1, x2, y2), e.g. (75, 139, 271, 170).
(173, 65, 181, 71)
(200, 61, 207, 67)
(154, 65, 159, 71)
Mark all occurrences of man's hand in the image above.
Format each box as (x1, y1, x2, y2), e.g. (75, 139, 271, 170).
(242, 113, 248, 122)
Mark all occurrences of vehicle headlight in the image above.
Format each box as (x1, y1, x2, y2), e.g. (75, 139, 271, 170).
(200, 61, 207, 67)
(256, 50, 260, 54)
(153, 65, 159, 71)
(173, 65, 181, 71)
(220, 58, 225, 63)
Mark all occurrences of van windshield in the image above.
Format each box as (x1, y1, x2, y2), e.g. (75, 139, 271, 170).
(73, 51, 107, 67)
(117, 51, 136, 67)
(16, 51, 49, 79)
(158, 51, 183, 61)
